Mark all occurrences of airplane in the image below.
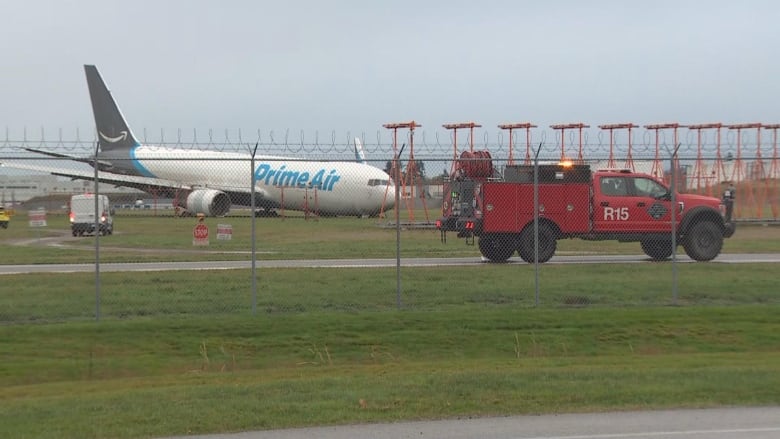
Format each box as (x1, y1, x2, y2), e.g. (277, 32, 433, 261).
(353, 137, 367, 164)
(1, 65, 396, 217)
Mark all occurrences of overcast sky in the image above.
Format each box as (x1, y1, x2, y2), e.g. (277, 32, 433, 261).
(1, 0, 778, 153)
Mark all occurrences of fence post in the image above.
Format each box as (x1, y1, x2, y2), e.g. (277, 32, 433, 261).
(533, 142, 543, 307)
(250, 142, 259, 315)
(93, 141, 101, 321)
(665, 143, 682, 305)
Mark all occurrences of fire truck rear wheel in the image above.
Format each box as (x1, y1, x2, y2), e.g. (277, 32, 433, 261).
(517, 224, 557, 263)
(478, 234, 515, 262)
(683, 220, 723, 261)
(640, 240, 673, 260)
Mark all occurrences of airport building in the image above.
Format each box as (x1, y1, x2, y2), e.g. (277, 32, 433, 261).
(0, 174, 141, 205)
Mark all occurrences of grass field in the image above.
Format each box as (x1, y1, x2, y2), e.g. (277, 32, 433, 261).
(1, 215, 779, 438)
(1, 214, 780, 264)
(2, 306, 780, 438)
(2, 263, 780, 322)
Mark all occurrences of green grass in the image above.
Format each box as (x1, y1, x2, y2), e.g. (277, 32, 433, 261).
(2, 215, 780, 264)
(2, 214, 779, 438)
(2, 263, 779, 322)
(1, 214, 470, 263)
(1, 307, 779, 438)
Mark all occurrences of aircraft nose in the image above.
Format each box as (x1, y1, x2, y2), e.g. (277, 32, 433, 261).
(384, 184, 396, 209)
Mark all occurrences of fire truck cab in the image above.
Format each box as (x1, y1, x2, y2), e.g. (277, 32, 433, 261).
(437, 153, 736, 263)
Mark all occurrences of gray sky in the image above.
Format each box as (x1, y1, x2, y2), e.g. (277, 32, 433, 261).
(1, 0, 778, 151)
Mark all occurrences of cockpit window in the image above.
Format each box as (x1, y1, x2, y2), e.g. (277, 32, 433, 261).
(368, 179, 390, 186)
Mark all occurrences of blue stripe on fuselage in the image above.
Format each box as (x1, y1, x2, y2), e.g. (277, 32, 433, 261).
(129, 144, 157, 178)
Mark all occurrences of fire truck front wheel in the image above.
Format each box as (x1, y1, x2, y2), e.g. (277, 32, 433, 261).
(682, 220, 723, 261)
(478, 234, 515, 262)
(640, 240, 673, 261)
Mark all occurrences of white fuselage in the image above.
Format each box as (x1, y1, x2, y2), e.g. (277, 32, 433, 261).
(130, 145, 395, 216)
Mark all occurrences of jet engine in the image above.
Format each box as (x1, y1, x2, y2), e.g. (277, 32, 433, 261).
(186, 189, 231, 217)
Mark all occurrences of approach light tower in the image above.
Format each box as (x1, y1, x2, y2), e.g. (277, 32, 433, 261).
(443, 122, 482, 172)
(498, 122, 537, 166)
(764, 124, 780, 219)
(644, 123, 684, 182)
(727, 123, 762, 218)
(550, 123, 589, 164)
(383, 120, 423, 221)
(687, 123, 722, 195)
(599, 123, 638, 171)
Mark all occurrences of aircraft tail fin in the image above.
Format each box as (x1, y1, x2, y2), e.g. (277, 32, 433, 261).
(353, 137, 367, 164)
(84, 65, 140, 153)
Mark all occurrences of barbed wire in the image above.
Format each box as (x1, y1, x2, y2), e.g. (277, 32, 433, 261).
(1, 126, 778, 161)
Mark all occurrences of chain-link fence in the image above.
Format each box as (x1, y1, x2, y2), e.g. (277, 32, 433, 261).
(1, 129, 779, 323)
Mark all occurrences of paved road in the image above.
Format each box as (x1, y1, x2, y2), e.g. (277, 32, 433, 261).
(1, 253, 780, 274)
(162, 407, 780, 439)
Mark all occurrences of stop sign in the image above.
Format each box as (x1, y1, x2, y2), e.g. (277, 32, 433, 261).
(192, 223, 209, 241)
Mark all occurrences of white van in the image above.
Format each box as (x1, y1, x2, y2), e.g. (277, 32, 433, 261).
(69, 194, 114, 236)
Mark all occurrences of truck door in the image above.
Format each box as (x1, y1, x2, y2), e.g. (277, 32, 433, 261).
(626, 176, 674, 232)
(593, 176, 634, 232)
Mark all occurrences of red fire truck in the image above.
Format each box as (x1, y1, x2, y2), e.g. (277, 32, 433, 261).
(436, 152, 736, 263)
